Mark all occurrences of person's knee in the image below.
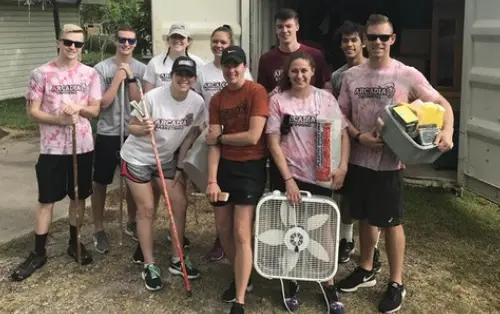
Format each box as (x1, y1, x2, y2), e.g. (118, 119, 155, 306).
(37, 203, 54, 213)
(137, 204, 156, 220)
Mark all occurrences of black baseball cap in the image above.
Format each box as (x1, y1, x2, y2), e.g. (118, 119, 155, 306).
(171, 56, 197, 76)
(221, 46, 247, 66)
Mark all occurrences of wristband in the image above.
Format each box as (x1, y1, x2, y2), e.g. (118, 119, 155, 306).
(176, 166, 183, 172)
(207, 181, 217, 185)
(126, 77, 137, 84)
(354, 132, 362, 143)
(284, 177, 293, 182)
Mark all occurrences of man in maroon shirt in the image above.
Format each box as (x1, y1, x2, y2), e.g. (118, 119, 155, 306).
(257, 8, 330, 94)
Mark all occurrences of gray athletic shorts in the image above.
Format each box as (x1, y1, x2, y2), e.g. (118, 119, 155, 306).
(120, 157, 177, 183)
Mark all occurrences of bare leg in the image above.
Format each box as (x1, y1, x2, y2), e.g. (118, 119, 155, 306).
(159, 178, 188, 256)
(385, 225, 405, 284)
(233, 204, 255, 304)
(359, 220, 379, 271)
(91, 182, 107, 232)
(214, 204, 235, 264)
(126, 178, 156, 264)
(68, 199, 85, 227)
(35, 203, 54, 234)
(125, 185, 137, 223)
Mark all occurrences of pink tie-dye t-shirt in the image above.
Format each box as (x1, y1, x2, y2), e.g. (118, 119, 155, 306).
(26, 61, 102, 155)
(338, 59, 440, 171)
(266, 87, 347, 184)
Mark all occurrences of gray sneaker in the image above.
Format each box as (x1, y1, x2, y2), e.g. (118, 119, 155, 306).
(124, 222, 138, 241)
(93, 230, 110, 254)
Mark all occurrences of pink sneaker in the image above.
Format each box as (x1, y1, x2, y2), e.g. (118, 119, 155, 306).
(206, 237, 225, 261)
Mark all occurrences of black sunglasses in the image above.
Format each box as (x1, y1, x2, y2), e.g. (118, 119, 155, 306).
(118, 37, 137, 45)
(280, 114, 292, 135)
(366, 34, 393, 42)
(62, 39, 84, 48)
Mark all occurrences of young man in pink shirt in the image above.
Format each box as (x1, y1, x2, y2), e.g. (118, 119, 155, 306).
(336, 15, 454, 313)
(11, 24, 102, 282)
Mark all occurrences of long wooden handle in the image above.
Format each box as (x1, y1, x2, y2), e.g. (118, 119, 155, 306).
(72, 124, 81, 265)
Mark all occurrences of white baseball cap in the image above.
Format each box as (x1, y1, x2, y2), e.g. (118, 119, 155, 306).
(168, 23, 190, 38)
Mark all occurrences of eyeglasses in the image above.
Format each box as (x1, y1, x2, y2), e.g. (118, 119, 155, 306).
(366, 34, 393, 42)
(61, 39, 84, 48)
(280, 114, 292, 135)
(118, 37, 137, 45)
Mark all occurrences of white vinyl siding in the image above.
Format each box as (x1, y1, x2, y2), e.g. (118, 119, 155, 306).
(0, 3, 79, 100)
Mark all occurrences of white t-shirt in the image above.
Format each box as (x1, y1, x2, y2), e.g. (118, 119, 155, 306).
(143, 53, 205, 88)
(194, 61, 253, 115)
(120, 84, 206, 166)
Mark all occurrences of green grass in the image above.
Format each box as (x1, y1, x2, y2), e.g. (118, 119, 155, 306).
(0, 185, 499, 314)
(0, 98, 37, 131)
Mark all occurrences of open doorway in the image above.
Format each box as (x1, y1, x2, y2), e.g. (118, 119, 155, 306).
(256, 0, 464, 184)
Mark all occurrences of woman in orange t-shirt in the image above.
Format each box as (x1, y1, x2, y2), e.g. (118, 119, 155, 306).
(205, 46, 269, 314)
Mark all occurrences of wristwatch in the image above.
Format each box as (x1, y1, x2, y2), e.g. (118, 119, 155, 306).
(216, 134, 223, 145)
(354, 132, 362, 143)
(126, 77, 137, 84)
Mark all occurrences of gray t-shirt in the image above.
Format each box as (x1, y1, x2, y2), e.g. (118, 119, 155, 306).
(94, 57, 147, 136)
(330, 64, 349, 97)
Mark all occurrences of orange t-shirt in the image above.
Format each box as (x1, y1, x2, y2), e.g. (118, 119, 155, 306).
(209, 80, 269, 161)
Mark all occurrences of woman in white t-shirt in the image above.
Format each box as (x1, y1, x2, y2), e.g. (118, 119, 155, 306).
(143, 23, 205, 92)
(193, 25, 253, 263)
(120, 56, 205, 292)
(265, 51, 349, 312)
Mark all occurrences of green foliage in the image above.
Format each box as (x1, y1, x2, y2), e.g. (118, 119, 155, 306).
(81, 51, 114, 67)
(84, 34, 116, 54)
(81, 0, 152, 55)
(0, 98, 37, 131)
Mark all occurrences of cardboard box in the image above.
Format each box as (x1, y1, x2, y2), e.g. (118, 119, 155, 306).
(400, 29, 431, 56)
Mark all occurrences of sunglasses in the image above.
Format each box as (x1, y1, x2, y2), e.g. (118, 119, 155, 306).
(118, 37, 137, 45)
(366, 34, 393, 42)
(280, 114, 292, 135)
(61, 39, 84, 49)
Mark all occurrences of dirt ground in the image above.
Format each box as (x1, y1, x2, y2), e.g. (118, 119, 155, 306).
(0, 186, 499, 314)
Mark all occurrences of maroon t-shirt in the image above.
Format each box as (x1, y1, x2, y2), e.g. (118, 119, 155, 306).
(257, 44, 329, 93)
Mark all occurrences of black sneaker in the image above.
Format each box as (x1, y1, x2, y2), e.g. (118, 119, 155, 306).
(283, 280, 300, 312)
(168, 258, 201, 279)
(10, 251, 48, 281)
(337, 266, 376, 292)
(167, 233, 190, 248)
(124, 222, 138, 242)
(67, 242, 93, 265)
(132, 245, 144, 264)
(373, 247, 382, 273)
(325, 284, 346, 314)
(222, 280, 254, 303)
(142, 263, 163, 291)
(378, 281, 406, 313)
(230, 302, 245, 314)
(338, 239, 355, 263)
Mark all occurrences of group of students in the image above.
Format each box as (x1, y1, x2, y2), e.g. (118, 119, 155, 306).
(8, 7, 455, 314)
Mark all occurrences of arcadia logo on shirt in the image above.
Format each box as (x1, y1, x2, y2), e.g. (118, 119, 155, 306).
(354, 82, 395, 99)
(203, 81, 227, 92)
(289, 115, 316, 127)
(155, 113, 194, 130)
(274, 69, 283, 82)
(220, 103, 247, 123)
(50, 83, 87, 95)
(159, 73, 171, 82)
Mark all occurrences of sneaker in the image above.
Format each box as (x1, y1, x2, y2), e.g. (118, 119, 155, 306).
(230, 302, 245, 314)
(325, 285, 346, 314)
(222, 280, 254, 303)
(168, 258, 201, 279)
(337, 266, 376, 292)
(167, 233, 190, 248)
(67, 242, 93, 265)
(93, 230, 110, 254)
(283, 280, 300, 312)
(206, 238, 225, 261)
(142, 263, 163, 291)
(338, 239, 355, 263)
(132, 244, 144, 264)
(124, 222, 138, 242)
(378, 281, 406, 313)
(373, 247, 382, 273)
(10, 251, 48, 281)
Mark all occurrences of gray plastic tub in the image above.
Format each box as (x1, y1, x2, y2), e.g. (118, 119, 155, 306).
(379, 105, 443, 164)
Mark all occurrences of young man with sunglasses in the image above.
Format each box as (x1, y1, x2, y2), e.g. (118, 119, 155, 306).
(91, 24, 147, 253)
(11, 24, 102, 281)
(336, 15, 454, 313)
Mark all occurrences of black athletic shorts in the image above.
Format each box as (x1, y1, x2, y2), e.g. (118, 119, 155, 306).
(346, 163, 404, 228)
(93, 134, 128, 185)
(211, 157, 267, 207)
(35, 151, 94, 204)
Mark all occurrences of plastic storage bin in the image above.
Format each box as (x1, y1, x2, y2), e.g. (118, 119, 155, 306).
(379, 105, 443, 164)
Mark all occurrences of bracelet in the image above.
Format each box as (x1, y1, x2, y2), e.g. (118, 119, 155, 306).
(284, 177, 293, 182)
(207, 181, 217, 185)
(176, 166, 183, 172)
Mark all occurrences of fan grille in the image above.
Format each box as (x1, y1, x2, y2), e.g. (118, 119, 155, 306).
(254, 194, 340, 282)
